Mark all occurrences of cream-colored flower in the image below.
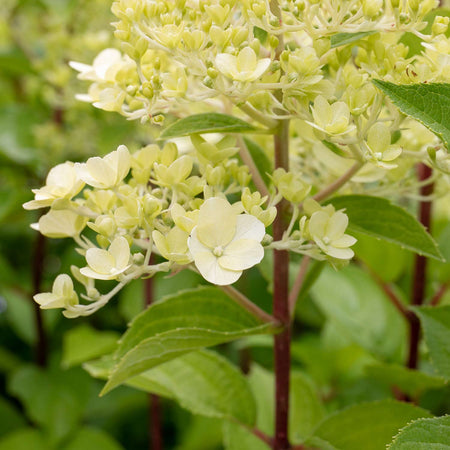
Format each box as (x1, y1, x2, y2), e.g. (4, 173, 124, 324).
(23, 162, 84, 210)
(152, 227, 192, 265)
(188, 197, 265, 285)
(75, 145, 130, 189)
(69, 48, 123, 82)
(80, 236, 132, 280)
(215, 47, 271, 82)
(34, 274, 78, 310)
(31, 209, 87, 238)
(365, 123, 402, 169)
(310, 96, 355, 135)
(309, 210, 356, 260)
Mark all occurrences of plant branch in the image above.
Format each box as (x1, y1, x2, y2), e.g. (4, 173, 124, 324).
(408, 163, 433, 370)
(220, 285, 279, 325)
(312, 161, 363, 203)
(288, 256, 311, 317)
(238, 102, 278, 129)
(429, 282, 448, 306)
(237, 136, 270, 198)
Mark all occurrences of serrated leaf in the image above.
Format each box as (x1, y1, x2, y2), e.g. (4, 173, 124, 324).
(330, 31, 377, 48)
(311, 265, 407, 361)
(328, 195, 443, 261)
(372, 81, 450, 149)
(311, 399, 433, 450)
(103, 287, 278, 394)
(366, 363, 446, 398)
(62, 324, 120, 368)
(388, 415, 450, 449)
(159, 113, 258, 139)
(413, 305, 450, 380)
(87, 350, 256, 425)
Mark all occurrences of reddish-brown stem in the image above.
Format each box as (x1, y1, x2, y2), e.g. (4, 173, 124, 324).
(31, 231, 47, 367)
(429, 282, 448, 306)
(273, 120, 291, 450)
(144, 274, 163, 450)
(407, 163, 433, 370)
(248, 427, 274, 446)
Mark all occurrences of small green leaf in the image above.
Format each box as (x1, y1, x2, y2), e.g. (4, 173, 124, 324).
(0, 428, 48, 450)
(0, 398, 26, 438)
(103, 287, 278, 394)
(311, 399, 433, 450)
(160, 113, 258, 139)
(366, 363, 446, 398)
(388, 415, 450, 449)
(322, 140, 348, 157)
(62, 324, 120, 368)
(372, 81, 450, 149)
(87, 350, 256, 425)
(413, 305, 450, 380)
(328, 195, 443, 261)
(330, 31, 377, 48)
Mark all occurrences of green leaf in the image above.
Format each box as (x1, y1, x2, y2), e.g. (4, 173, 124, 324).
(330, 31, 378, 48)
(160, 113, 258, 139)
(311, 265, 407, 361)
(322, 140, 348, 157)
(311, 399, 433, 450)
(8, 366, 91, 445)
(372, 81, 450, 149)
(223, 421, 270, 450)
(328, 195, 443, 261)
(0, 428, 48, 450)
(366, 363, 446, 398)
(87, 350, 256, 425)
(62, 324, 120, 368)
(103, 287, 278, 394)
(242, 137, 273, 186)
(413, 305, 450, 380)
(61, 427, 124, 450)
(388, 415, 450, 449)
(0, 397, 26, 438)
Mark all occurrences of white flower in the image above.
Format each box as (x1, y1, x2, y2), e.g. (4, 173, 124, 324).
(75, 145, 130, 189)
(34, 274, 78, 310)
(309, 95, 355, 135)
(365, 123, 402, 169)
(80, 236, 132, 280)
(69, 48, 123, 82)
(188, 197, 265, 285)
(309, 210, 357, 260)
(23, 162, 84, 210)
(31, 209, 88, 238)
(215, 47, 271, 82)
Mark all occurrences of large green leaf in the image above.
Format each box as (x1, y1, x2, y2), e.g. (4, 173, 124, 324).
(372, 81, 450, 149)
(86, 350, 256, 425)
(311, 400, 433, 450)
(0, 397, 26, 438)
(328, 195, 443, 261)
(62, 324, 120, 368)
(0, 428, 48, 450)
(160, 113, 258, 139)
(330, 31, 377, 48)
(62, 427, 124, 450)
(366, 363, 446, 398)
(388, 415, 450, 449)
(311, 265, 407, 361)
(413, 305, 450, 380)
(103, 287, 278, 394)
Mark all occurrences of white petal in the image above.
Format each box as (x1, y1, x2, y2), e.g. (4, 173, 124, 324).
(324, 246, 355, 260)
(80, 266, 117, 281)
(326, 211, 348, 240)
(86, 248, 115, 274)
(53, 274, 73, 296)
(109, 236, 130, 270)
(188, 227, 211, 257)
(219, 239, 264, 271)
(309, 211, 329, 239)
(215, 53, 236, 78)
(233, 214, 266, 242)
(237, 47, 257, 73)
(332, 234, 357, 248)
(194, 250, 242, 285)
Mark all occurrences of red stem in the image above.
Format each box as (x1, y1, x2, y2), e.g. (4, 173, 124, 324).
(144, 274, 163, 450)
(407, 163, 433, 370)
(273, 122, 291, 450)
(32, 230, 47, 367)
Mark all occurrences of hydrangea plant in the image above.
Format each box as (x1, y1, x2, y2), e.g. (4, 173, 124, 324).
(25, 1, 450, 449)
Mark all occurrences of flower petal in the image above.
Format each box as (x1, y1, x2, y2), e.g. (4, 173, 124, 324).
(219, 239, 264, 271)
(326, 211, 348, 240)
(109, 236, 131, 270)
(188, 227, 211, 257)
(194, 250, 242, 285)
(332, 234, 357, 248)
(233, 214, 266, 242)
(86, 248, 115, 274)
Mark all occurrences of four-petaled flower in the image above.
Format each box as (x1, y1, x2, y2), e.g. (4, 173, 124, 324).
(188, 197, 265, 285)
(34, 274, 78, 310)
(80, 236, 132, 280)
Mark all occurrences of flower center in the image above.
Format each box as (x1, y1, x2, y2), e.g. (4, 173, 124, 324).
(322, 237, 330, 245)
(213, 246, 224, 257)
